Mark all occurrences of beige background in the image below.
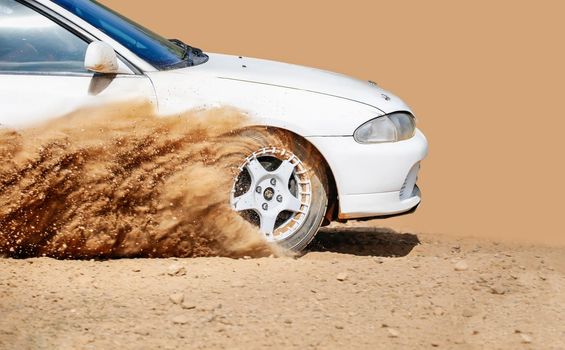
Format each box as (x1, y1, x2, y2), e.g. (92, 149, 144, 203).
(101, 0, 565, 245)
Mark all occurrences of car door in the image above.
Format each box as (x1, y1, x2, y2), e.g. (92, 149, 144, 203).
(0, 0, 156, 128)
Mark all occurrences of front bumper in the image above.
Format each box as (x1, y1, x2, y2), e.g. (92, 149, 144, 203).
(338, 186, 421, 219)
(306, 129, 428, 219)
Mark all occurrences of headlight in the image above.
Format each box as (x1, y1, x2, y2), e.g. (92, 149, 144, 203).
(354, 112, 416, 143)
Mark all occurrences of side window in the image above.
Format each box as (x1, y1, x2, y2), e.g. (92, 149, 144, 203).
(0, 0, 89, 74)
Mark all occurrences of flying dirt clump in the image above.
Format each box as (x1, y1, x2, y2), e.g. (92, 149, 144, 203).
(0, 101, 283, 259)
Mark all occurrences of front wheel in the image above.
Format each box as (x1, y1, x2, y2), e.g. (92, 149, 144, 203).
(230, 129, 328, 252)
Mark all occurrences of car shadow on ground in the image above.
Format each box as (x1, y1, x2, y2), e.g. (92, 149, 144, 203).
(306, 227, 420, 257)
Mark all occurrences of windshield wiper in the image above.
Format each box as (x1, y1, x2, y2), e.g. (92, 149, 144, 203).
(169, 39, 207, 67)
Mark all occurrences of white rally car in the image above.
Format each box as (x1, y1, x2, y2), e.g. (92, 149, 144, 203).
(0, 0, 428, 251)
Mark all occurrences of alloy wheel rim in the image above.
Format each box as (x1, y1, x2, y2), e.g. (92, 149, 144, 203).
(231, 147, 312, 242)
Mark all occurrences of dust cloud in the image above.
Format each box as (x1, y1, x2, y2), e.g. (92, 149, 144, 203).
(0, 101, 283, 259)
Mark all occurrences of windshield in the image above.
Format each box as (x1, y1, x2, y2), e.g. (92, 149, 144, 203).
(52, 0, 204, 70)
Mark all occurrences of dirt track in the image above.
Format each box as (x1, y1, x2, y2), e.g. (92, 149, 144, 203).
(1, 226, 564, 350)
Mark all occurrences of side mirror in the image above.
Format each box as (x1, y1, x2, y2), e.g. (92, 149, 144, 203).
(84, 41, 119, 74)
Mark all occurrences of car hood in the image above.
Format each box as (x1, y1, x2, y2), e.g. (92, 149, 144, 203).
(189, 53, 411, 114)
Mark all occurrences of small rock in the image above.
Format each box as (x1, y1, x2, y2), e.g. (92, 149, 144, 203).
(132, 268, 141, 272)
(171, 315, 189, 325)
(181, 301, 196, 310)
(133, 328, 150, 336)
(284, 319, 292, 324)
(199, 304, 220, 312)
(454, 260, 468, 271)
(231, 280, 245, 288)
(489, 284, 507, 295)
(167, 264, 187, 276)
(387, 328, 400, 338)
(520, 333, 532, 344)
(169, 293, 184, 305)
(335, 324, 344, 329)
(336, 273, 348, 281)
(315, 293, 327, 301)
(462, 309, 474, 318)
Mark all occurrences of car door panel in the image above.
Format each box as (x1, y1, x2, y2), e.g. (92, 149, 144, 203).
(0, 73, 156, 128)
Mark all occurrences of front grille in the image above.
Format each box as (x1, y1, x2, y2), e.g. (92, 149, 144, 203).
(400, 162, 420, 200)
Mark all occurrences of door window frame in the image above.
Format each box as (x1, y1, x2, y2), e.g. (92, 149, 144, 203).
(0, 0, 141, 77)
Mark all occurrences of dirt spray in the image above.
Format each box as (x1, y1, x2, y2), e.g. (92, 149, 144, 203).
(0, 101, 284, 259)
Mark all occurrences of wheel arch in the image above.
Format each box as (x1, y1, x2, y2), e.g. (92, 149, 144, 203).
(261, 126, 340, 224)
